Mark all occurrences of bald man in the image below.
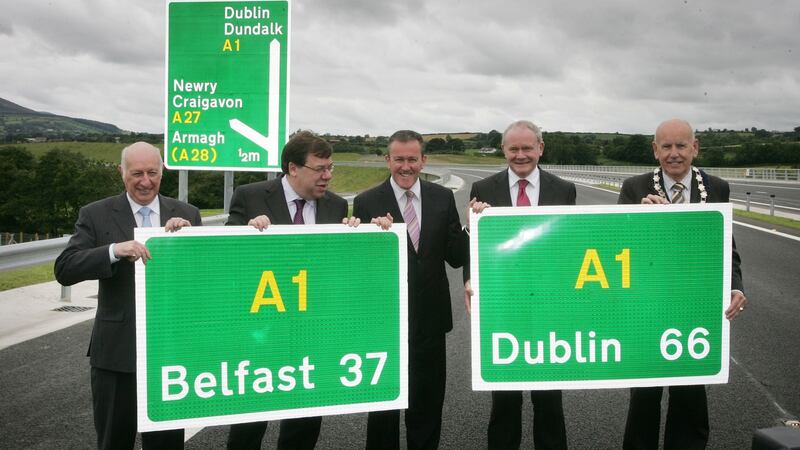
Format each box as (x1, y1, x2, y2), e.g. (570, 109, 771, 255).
(618, 119, 746, 450)
(56, 142, 201, 450)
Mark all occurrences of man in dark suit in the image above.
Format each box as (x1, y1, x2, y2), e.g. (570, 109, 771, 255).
(353, 130, 467, 450)
(225, 131, 351, 450)
(55, 142, 201, 450)
(618, 118, 747, 450)
(464, 120, 575, 450)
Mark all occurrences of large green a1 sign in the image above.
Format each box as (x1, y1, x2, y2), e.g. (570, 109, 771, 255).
(134, 225, 407, 431)
(165, 0, 289, 171)
(470, 204, 732, 390)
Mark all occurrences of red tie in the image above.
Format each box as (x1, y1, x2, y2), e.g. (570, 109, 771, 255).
(516, 179, 531, 207)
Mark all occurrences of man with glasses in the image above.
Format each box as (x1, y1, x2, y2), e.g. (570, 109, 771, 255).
(225, 130, 351, 450)
(465, 120, 575, 450)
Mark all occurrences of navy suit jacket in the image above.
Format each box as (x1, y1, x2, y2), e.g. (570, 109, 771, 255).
(54, 193, 202, 372)
(226, 176, 347, 226)
(353, 178, 467, 338)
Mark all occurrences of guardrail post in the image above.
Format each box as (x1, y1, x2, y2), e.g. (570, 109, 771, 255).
(60, 285, 71, 303)
(746, 192, 751, 212)
(770, 194, 775, 216)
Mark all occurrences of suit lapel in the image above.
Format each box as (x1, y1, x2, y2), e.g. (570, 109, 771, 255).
(265, 178, 293, 224)
(538, 170, 556, 206)
(495, 170, 513, 207)
(110, 193, 136, 240)
(315, 193, 338, 224)
(158, 195, 173, 224)
(690, 175, 701, 203)
(418, 181, 437, 255)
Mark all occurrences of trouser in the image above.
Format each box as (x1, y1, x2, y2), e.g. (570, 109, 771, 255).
(623, 385, 709, 450)
(366, 334, 447, 450)
(91, 367, 184, 450)
(487, 390, 567, 450)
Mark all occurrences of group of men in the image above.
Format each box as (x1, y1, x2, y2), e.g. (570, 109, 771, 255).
(56, 117, 746, 450)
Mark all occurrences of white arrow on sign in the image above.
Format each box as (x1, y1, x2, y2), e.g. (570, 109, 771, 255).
(230, 38, 282, 167)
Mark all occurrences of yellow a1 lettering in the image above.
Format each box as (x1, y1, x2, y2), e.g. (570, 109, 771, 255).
(178, 149, 189, 161)
(222, 38, 240, 52)
(251, 271, 285, 313)
(575, 249, 609, 288)
(171, 111, 183, 123)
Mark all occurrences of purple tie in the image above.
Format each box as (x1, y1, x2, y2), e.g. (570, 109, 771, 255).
(293, 199, 306, 224)
(403, 191, 420, 252)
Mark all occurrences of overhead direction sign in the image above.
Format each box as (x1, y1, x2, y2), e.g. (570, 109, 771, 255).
(134, 225, 408, 431)
(165, 0, 289, 171)
(470, 204, 732, 390)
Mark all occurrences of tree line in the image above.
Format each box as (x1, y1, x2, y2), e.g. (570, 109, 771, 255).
(1, 146, 265, 234)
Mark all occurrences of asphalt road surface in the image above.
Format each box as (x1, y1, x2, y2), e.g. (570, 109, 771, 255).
(1, 168, 798, 449)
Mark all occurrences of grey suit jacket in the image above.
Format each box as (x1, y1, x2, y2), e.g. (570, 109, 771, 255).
(226, 176, 348, 226)
(353, 179, 467, 338)
(463, 168, 577, 281)
(618, 169, 744, 292)
(54, 193, 202, 372)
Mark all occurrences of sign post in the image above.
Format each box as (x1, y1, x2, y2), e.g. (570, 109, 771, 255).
(470, 204, 732, 390)
(165, 0, 289, 171)
(135, 225, 408, 431)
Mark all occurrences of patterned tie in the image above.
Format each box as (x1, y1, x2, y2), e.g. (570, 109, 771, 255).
(293, 199, 306, 224)
(671, 183, 686, 204)
(403, 190, 420, 252)
(516, 179, 531, 207)
(139, 206, 152, 227)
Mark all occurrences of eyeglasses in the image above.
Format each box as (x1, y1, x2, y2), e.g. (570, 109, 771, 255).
(302, 163, 335, 173)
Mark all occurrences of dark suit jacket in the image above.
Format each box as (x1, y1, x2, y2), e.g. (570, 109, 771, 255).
(618, 170, 744, 292)
(226, 176, 348, 226)
(464, 168, 577, 281)
(54, 193, 202, 373)
(353, 179, 467, 338)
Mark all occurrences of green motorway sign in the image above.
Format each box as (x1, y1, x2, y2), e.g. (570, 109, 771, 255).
(470, 204, 732, 390)
(165, 0, 289, 171)
(134, 225, 408, 431)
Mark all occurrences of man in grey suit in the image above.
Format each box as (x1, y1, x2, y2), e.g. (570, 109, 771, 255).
(619, 118, 747, 450)
(465, 120, 575, 450)
(55, 142, 201, 450)
(225, 131, 351, 450)
(353, 130, 468, 450)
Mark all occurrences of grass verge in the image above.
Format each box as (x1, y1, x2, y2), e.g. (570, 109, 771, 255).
(733, 209, 800, 230)
(0, 263, 55, 292)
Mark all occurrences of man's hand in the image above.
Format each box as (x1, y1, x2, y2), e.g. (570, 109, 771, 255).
(113, 240, 152, 264)
(248, 215, 271, 231)
(726, 290, 748, 320)
(370, 213, 393, 230)
(164, 217, 192, 232)
(641, 194, 668, 204)
(342, 216, 362, 227)
(464, 280, 473, 314)
(467, 197, 491, 228)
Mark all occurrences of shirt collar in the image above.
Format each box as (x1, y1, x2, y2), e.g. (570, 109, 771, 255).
(507, 167, 540, 189)
(126, 193, 160, 216)
(663, 170, 692, 194)
(389, 177, 421, 201)
(281, 176, 316, 207)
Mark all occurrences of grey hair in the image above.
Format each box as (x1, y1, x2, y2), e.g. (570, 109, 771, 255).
(502, 120, 544, 146)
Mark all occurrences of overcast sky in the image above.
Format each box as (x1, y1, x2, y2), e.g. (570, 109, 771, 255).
(2, 0, 798, 136)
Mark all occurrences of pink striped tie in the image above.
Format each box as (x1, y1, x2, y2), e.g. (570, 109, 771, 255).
(403, 190, 420, 251)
